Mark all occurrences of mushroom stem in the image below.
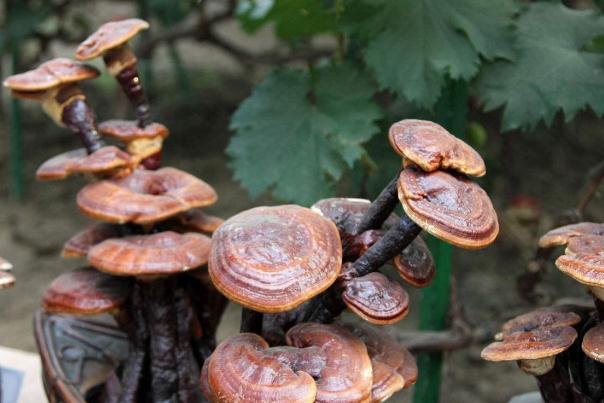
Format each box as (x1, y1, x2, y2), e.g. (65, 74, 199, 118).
(104, 46, 151, 128)
(520, 357, 572, 403)
(142, 278, 178, 402)
(354, 173, 400, 235)
(581, 354, 604, 400)
(118, 283, 148, 403)
(240, 308, 263, 334)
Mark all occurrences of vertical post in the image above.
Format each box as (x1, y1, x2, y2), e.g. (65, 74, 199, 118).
(413, 79, 468, 403)
(7, 0, 23, 200)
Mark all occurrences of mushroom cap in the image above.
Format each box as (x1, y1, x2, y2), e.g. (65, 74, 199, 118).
(88, 231, 211, 276)
(206, 333, 317, 403)
(564, 235, 604, 256)
(172, 209, 224, 234)
(0, 257, 13, 271)
(286, 323, 373, 403)
(77, 167, 217, 224)
(42, 267, 132, 314)
(556, 253, 604, 288)
(341, 321, 417, 388)
(388, 120, 486, 177)
(481, 326, 577, 362)
(539, 222, 604, 249)
(36, 147, 132, 181)
(76, 19, 149, 60)
(498, 310, 581, 340)
(342, 271, 409, 325)
(209, 205, 342, 313)
(62, 223, 122, 258)
(398, 167, 499, 249)
(0, 271, 15, 289)
(99, 120, 169, 141)
(3, 58, 99, 92)
(393, 236, 435, 288)
(370, 360, 405, 402)
(582, 323, 604, 363)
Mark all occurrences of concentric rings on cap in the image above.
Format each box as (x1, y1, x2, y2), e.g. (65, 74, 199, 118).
(36, 147, 132, 181)
(394, 236, 435, 288)
(76, 19, 149, 60)
(582, 323, 604, 363)
(539, 222, 604, 249)
(209, 205, 342, 313)
(3, 58, 99, 92)
(398, 167, 498, 249)
(481, 327, 577, 362)
(388, 119, 485, 177)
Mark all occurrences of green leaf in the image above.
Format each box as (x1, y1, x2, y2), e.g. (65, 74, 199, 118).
(228, 64, 382, 204)
(237, 0, 337, 40)
(477, 3, 604, 131)
(351, 0, 516, 108)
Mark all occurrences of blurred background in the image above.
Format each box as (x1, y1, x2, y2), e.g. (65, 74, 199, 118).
(0, 0, 603, 402)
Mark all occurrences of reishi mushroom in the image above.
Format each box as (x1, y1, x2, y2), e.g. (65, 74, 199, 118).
(61, 223, 122, 258)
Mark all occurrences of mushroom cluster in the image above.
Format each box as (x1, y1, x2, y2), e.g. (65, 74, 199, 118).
(203, 119, 498, 401)
(4, 19, 226, 402)
(483, 222, 604, 402)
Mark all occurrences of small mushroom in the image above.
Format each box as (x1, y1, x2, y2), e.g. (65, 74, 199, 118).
(3, 58, 104, 153)
(209, 205, 342, 313)
(393, 236, 435, 287)
(36, 146, 132, 181)
(539, 222, 604, 249)
(61, 223, 122, 258)
(582, 322, 604, 363)
(77, 167, 217, 224)
(170, 209, 224, 235)
(496, 309, 581, 341)
(285, 323, 373, 403)
(76, 19, 151, 127)
(99, 119, 170, 170)
(388, 119, 486, 177)
(341, 271, 409, 325)
(42, 267, 132, 315)
(204, 333, 318, 403)
(88, 231, 211, 276)
(398, 167, 499, 249)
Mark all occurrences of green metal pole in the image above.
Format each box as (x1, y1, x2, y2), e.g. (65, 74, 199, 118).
(413, 79, 468, 403)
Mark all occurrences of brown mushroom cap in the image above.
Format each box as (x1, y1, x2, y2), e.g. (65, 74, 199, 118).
(62, 223, 122, 258)
(209, 205, 342, 313)
(498, 310, 581, 340)
(539, 222, 604, 249)
(398, 167, 499, 249)
(556, 253, 604, 288)
(76, 19, 149, 60)
(3, 58, 99, 92)
(42, 267, 132, 314)
(341, 321, 417, 388)
(88, 231, 211, 276)
(342, 272, 409, 325)
(77, 167, 217, 224)
(393, 236, 435, 288)
(370, 360, 405, 402)
(172, 209, 224, 234)
(582, 323, 604, 363)
(0, 271, 15, 289)
(0, 257, 13, 271)
(564, 235, 604, 256)
(36, 146, 132, 181)
(388, 119, 486, 177)
(286, 323, 373, 403)
(481, 326, 577, 362)
(99, 119, 169, 141)
(206, 333, 317, 403)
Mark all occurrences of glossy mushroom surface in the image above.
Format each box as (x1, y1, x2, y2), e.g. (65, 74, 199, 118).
(62, 223, 122, 258)
(42, 267, 132, 314)
(498, 310, 581, 340)
(388, 119, 486, 177)
(538, 222, 604, 249)
(205, 333, 317, 403)
(398, 167, 499, 249)
(77, 167, 217, 224)
(481, 327, 577, 362)
(99, 119, 169, 141)
(36, 146, 132, 181)
(209, 205, 342, 313)
(3, 58, 99, 92)
(564, 235, 604, 256)
(88, 231, 211, 276)
(342, 272, 409, 325)
(393, 236, 435, 287)
(556, 253, 604, 287)
(172, 209, 224, 234)
(286, 323, 373, 403)
(582, 322, 604, 363)
(76, 19, 149, 60)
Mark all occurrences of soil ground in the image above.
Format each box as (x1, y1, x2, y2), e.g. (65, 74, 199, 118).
(0, 73, 602, 403)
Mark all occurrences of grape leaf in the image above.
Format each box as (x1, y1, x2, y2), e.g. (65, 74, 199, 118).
(352, 0, 516, 108)
(228, 64, 382, 204)
(237, 0, 336, 40)
(477, 3, 604, 131)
